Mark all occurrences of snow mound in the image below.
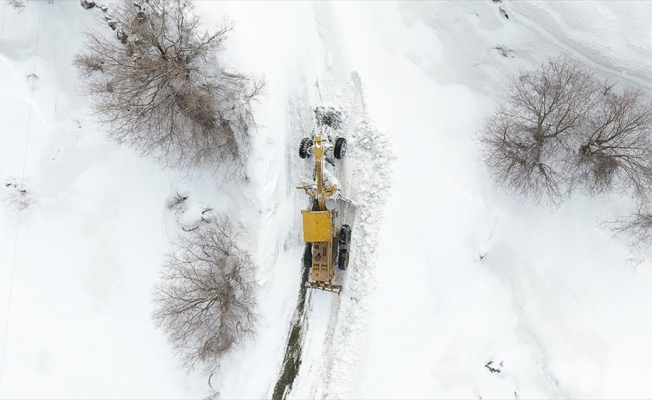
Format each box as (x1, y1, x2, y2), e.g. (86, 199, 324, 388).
(324, 72, 395, 398)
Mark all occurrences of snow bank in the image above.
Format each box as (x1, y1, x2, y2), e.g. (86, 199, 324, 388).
(5, 1, 652, 399)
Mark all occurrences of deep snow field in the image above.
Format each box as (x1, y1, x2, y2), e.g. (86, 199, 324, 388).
(3, 1, 652, 399)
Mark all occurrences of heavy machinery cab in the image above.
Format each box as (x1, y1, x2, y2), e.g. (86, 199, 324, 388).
(300, 212, 351, 293)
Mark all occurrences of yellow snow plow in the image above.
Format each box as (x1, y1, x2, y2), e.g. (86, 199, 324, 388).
(297, 111, 351, 294)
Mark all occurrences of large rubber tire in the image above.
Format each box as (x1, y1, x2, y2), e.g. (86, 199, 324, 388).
(334, 137, 347, 159)
(338, 224, 351, 246)
(303, 243, 312, 269)
(299, 137, 313, 159)
(337, 249, 349, 270)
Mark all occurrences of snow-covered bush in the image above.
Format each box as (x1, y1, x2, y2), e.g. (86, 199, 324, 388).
(152, 213, 257, 373)
(479, 56, 652, 205)
(165, 192, 188, 215)
(4, 178, 33, 211)
(314, 105, 347, 130)
(74, 0, 264, 173)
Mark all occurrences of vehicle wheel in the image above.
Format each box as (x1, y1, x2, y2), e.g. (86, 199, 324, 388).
(337, 249, 349, 270)
(338, 225, 351, 246)
(299, 137, 313, 159)
(334, 137, 347, 159)
(303, 243, 312, 269)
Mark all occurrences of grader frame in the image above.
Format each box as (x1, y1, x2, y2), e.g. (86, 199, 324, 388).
(297, 133, 347, 294)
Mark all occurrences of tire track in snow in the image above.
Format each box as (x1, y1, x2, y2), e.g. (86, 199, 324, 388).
(291, 290, 338, 399)
(276, 73, 393, 398)
(313, 1, 348, 103)
(271, 74, 319, 400)
(277, 4, 394, 397)
(286, 72, 395, 399)
(323, 73, 395, 399)
(276, 4, 352, 398)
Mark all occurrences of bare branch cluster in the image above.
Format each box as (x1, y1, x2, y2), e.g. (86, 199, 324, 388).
(152, 213, 257, 373)
(8, 0, 27, 10)
(74, 0, 264, 173)
(569, 87, 652, 198)
(479, 56, 652, 206)
(604, 208, 652, 252)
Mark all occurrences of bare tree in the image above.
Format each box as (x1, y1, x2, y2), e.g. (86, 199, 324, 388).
(568, 86, 652, 198)
(74, 0, 264, 173)
(605, 207, 652, 252)
(479, 56, 598, 204)
(152, 213, 257, 372)
(480, 56, 652, 205)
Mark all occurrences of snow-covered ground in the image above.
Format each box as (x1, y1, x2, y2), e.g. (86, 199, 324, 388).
(4, 1, 652, 399)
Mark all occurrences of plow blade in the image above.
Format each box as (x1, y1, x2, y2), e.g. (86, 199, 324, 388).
(306, 281, 342, 295)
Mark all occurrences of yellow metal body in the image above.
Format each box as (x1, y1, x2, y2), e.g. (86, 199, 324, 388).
(302, 211, 333, 242)
(297, 134, 341, 293)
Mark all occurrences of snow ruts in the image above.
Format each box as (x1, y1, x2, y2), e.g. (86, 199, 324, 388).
(287, 72, 395, 399)
(322, 72, 395, 398)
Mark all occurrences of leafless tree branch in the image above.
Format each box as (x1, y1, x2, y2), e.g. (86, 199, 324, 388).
(479, 56, 652, 205)
(604, 207, 652, 252)
(74, 0, 265, 176)
(568, 85, 652, 198)
(152, 213, 258, 373)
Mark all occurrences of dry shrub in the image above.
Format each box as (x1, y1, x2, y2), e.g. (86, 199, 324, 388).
(152, 213, 257, 372)
(74, 0, 264, 173)
(479, 56, 652, 206)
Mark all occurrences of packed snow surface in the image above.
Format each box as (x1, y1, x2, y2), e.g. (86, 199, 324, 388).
(3, 1, 652, 399)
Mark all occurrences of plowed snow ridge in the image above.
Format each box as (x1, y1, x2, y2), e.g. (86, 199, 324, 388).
(287, 72, 394, 399)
